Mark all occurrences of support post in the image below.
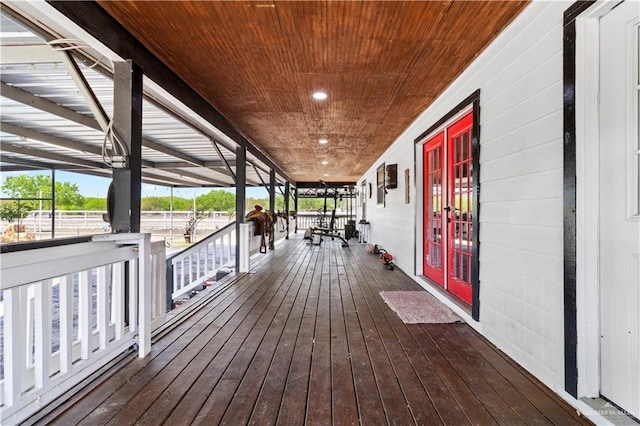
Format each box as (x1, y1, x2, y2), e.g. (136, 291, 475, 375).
(269, 169, 276, 213)
(51, 169, 56, 238)
(294, 189, 299, 233)
(112, 60, 143, 233)
(239, 223, 250, 272)
(284, 182, 290, 239)
(138, 233, 151, 357)
(235, 146, 246, 272)
(269, 170, 276, 250)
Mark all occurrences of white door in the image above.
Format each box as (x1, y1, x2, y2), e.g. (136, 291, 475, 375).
(599, 0, 640, 418)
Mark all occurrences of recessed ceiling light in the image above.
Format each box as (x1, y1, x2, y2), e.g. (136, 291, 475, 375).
(321, 160, 328, 165)
(312, 91, 328, 100)
(318, 138, 328, 144)
(324, 173, 329, 177)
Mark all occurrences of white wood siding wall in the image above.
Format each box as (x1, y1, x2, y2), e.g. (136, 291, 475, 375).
(359, 0, 571, 392)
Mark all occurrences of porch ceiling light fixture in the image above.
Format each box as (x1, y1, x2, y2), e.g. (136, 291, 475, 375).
(312, 91, 327, 100)
(321, 160, 328, 165)
(318, 138, 328, 145)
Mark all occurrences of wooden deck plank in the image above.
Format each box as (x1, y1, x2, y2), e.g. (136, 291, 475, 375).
(99, 269, 288, 425)
(276, 244, 323, 425)
(342, 247, 419, 424)
(77, 249, 300, 425)
(422, 323, 526, 425)
(329, 249, 359, 425)
(195, 248, 312, 424)
(47, 235, 593, 426)
(304, 245, 333, 425)
(215, 244, 313, 425)
(360, 247, 527, 425)
(354, 246, 500, 425)
(138, 247, 312, 425)
(159, 246, 308, 425)
(345, 245, 472, 425)
(442, 324, 555, 425)
(453, 324, 590, 425)
(406, 320, 498, 424)
(248, 242, 321, 425)
(334, 249, 387, 426)
(351, 251, 446, 425)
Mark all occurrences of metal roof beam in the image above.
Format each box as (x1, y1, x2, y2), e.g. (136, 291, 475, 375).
(0, 121, 156, 168)
(1, 83, 214, 169)
(1, 81, 100, 130)
(1, 121, 101, 155)
(163, 168, 229, 187)
(140, 136, 204, 168)
(0, 155, 53, 170)
(0, 44, 64, 64)
(252, 163, 268, 189)
(296, 181, 356, 189)
(46, 0, 293, 184)
(0, 154, 217, 188)
(59, 50, 111, 132)
(152, 160, 236, 169)
(1, 141, 106, 169)
(210, 139, 235, 183)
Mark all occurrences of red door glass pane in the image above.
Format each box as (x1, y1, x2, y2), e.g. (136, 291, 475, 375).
(447, 113, 473, 304)
(423, 132, 444, 286)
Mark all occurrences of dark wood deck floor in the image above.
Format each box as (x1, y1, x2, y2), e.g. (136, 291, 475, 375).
(40, 234, 590, 425)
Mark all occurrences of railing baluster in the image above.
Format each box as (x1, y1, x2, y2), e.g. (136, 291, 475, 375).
(206, 245, 209, 276)
(113, 262, 125, 340)
(24, 286, 33, 368)
(179, 258, 184, 295)
(192, 252, 196, 284)
(197, 246, 201, 280)
(222, 234, 227, 265)
(173, 258, 179, 297)
(34, 279, 52, 388)
(59, 273, 73, 374)
(3, 287, 23, 406)
(213, 239, 218, 270)
(231, 230, 235, 262)
(97, 266, 109, 350)
(79, 270, 92, 359)
(128, 259, 138, 334)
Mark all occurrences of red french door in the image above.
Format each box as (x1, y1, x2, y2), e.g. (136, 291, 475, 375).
(423, 112, 474, 304)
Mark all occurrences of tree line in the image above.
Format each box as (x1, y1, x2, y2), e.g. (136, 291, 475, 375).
(1, 175, 328, 223)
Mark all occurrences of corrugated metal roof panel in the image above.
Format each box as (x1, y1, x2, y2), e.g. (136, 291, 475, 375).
(0, 10, 280, 188)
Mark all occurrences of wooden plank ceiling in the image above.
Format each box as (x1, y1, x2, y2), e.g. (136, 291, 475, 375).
(97, 1, 528, 184)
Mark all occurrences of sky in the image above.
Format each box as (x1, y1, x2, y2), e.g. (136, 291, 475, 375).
(0, 170, 271, 199)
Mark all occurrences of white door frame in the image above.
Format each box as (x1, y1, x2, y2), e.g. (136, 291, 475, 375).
(575, 0, 630, 399)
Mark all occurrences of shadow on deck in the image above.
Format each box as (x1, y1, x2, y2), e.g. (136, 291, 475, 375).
(37, 234, 590, 425)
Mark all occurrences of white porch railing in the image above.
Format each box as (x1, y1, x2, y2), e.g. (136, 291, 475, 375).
(167, 222, 237, 304)
(167, 219, 295, 304)
(0, 233, 164, 424)
(295, 211, 353, 230)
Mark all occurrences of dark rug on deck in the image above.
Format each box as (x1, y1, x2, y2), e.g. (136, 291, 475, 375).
(379, 291, 461, 324)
